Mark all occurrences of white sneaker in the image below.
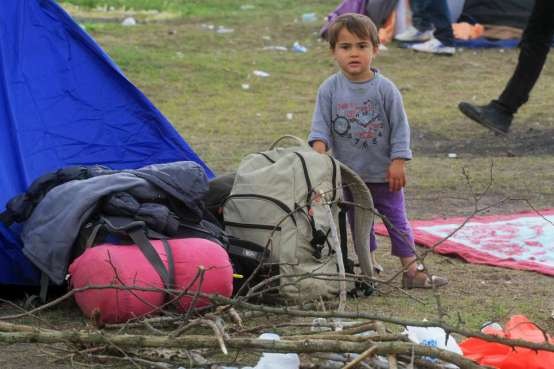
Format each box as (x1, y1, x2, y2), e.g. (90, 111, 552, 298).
(410, 38, 455, 55)
(394, 26, 433, 42)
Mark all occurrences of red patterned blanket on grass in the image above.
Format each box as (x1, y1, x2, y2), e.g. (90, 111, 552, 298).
(374, 209, 554, 276)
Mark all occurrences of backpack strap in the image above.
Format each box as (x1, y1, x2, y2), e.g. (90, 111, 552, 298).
(293, 152, 330, 257)
(338, 163, 375, 279)
(226, 237, 267, 264)
(328, 155, 338, 201)
(268, 135, 309, 150)
(101, 216, 174, 289)
(255, 152, 276, 163)
(129, 228, 173, 289)
(338, 205, 353, 273)
(161, 239, 174, 289)
(39, 271, 50, 303)
(85, 222, 104, 248)
(293, 152, 313, 205)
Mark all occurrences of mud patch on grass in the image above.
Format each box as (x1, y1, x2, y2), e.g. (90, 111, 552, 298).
(412, 126, 554, 157)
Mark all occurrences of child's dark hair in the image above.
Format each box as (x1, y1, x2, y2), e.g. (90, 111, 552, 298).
(327, 13, 380, 49)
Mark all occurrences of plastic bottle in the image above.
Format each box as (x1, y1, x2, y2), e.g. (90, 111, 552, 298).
(291, 42, 307, 53)
(301, 12, 317, 23)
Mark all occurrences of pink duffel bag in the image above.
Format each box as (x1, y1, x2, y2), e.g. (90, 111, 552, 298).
(69, 237, 233, 323)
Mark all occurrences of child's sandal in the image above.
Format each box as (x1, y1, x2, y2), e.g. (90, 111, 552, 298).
(373, 263, 384, 275)
(401, 270, 448, 289)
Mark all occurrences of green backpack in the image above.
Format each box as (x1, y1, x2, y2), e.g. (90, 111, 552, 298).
(223, 136, 375, 301)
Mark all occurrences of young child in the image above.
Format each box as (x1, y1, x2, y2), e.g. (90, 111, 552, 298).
(309, 13, 447, 289)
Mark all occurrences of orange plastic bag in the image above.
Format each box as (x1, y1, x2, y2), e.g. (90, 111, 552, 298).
(460, 315, 554, 369)
(452, 22, 485, 40)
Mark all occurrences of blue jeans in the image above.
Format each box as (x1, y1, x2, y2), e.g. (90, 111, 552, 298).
(411, 0, 454, 46)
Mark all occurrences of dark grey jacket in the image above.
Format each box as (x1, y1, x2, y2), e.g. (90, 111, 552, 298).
(21, 161, 208, 285)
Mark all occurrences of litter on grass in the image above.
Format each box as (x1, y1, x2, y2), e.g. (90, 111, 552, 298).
(253, 70, 270, 77)
(263, 46, 288, 51)
(121, 17, 136, 26)
(217, 26, 234, 34)
(291, 41, 308, 53)
(301, 12, 317, 22)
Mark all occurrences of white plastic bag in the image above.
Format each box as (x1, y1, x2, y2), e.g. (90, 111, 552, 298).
(405, 326, 462, 354)
(405, 325, 462, 368)
(251, 333, 300, 369)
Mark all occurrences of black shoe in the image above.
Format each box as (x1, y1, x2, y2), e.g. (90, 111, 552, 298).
(458, 102, 513, 135)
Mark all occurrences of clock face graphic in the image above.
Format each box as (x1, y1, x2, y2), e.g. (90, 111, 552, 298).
(332, 116, 350, 136)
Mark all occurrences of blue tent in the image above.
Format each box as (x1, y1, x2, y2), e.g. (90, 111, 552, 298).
(0, 0, 214, 285)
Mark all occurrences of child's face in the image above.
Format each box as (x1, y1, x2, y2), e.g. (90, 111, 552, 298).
(332, 27, 378, 82)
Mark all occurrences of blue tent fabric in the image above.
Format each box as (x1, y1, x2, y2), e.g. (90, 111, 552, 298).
(0, 0, 214, 285)
(399, 38, 524, 50)
(0, 223, 39, 285)
(453, 38, 520, 49)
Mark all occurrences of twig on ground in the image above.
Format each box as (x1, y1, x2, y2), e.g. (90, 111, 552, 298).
(342, 345, 377, 369)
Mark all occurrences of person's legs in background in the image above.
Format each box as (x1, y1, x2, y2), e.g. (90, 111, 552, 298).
(495, 0, 554, 114)
(411, 0, 456, 55)
(395, 0, 434, 42)
(411, 0, 433, 33)
(458, 0, 554, 134)
(429, 0, 454, 47)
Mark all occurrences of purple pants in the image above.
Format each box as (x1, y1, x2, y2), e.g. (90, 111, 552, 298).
(344, 183, 415, 257)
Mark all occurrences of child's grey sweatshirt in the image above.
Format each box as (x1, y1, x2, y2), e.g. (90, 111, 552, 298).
(308, 70, 412, 183)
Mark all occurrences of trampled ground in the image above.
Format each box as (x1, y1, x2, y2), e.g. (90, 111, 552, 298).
(1, 1, 553, 368)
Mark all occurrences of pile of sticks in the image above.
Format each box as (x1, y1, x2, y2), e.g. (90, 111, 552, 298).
(2, 286, 553, 369)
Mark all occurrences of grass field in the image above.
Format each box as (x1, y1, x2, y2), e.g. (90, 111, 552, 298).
(57, 0, 554, 331)
(64, 0, 554, 325)
(2, 0, 554, 367)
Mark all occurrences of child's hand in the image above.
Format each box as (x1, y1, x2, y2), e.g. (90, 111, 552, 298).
(387, 159, 406, 192)
(311, 140, 327, 154)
